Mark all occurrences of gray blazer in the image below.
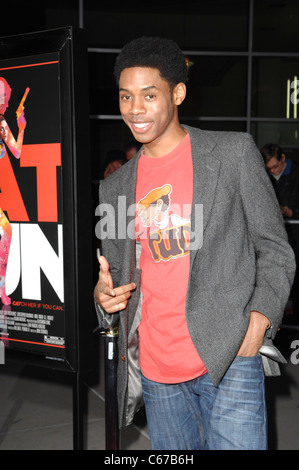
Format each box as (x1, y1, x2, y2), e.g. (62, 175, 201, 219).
(96, 126, 296, 428)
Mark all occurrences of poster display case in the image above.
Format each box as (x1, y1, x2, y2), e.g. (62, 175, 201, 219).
(0, 27, 94, 376)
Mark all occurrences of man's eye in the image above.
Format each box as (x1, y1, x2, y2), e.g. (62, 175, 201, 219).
(120, 95, 131, 101)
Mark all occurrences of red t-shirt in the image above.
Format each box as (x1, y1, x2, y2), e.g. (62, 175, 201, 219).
(135, 134, 207, 383)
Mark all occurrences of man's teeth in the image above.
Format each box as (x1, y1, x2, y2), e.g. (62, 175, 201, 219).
(134, 123, 148, 128)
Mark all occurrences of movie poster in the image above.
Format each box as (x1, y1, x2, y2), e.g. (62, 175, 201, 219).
(0, 52, 65, 359)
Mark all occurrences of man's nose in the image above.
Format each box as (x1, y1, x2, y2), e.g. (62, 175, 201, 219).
(129, 97, 146, 114)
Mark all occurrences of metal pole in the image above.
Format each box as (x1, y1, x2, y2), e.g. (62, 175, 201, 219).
(104, 324, 120, 450)
(78, 0, 84, 28)
(73, 370, 85, 450)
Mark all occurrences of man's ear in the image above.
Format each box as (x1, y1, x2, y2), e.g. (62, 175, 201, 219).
(173, 82, 186, 106)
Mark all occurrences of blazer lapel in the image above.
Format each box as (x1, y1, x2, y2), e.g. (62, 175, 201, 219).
(184, 126, 222, 268)
(119, 149, 142, 269)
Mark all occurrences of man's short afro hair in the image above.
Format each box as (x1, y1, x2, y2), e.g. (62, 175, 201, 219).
(114, 36, 188, 87)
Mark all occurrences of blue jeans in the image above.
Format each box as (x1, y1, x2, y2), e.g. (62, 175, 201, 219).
(141, 355, 267, 450)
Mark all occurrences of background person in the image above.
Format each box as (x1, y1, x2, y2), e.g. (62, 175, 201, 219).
(104, 140, 141, 178)
(261, 142, 299, 323)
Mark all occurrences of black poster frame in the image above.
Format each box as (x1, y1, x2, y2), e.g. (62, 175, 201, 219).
(0, 27, 94, 375)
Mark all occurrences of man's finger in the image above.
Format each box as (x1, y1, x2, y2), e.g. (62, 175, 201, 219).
(98, 282, 136, 310)
(99, 283, 115, 297)
(113, 282, 136, 296)
(98, 255, 115, 292)
(98, 255, 110, 273)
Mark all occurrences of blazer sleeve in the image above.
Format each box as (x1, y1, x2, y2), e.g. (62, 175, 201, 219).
(239, 134, 296, 337)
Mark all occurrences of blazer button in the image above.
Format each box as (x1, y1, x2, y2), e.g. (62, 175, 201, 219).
(120, 354, 125, 361)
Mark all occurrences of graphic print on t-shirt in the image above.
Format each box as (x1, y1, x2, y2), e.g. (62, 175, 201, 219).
(136, 184, 191, 262)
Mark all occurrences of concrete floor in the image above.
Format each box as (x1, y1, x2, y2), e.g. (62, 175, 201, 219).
(0, 326, 299, 450)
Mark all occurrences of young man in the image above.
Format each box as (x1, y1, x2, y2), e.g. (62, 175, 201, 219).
(94, 37, 296, 450)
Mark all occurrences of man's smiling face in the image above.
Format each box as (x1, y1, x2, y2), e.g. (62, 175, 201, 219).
(119, 67, 184, 155)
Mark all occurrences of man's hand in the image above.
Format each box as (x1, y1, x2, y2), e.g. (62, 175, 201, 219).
(237, 311, 270, 357)
(281, 205, 293, 218)
(95, 256, 136, 314)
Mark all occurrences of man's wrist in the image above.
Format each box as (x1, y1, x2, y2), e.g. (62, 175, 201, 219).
(250, 310, 271, 330)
